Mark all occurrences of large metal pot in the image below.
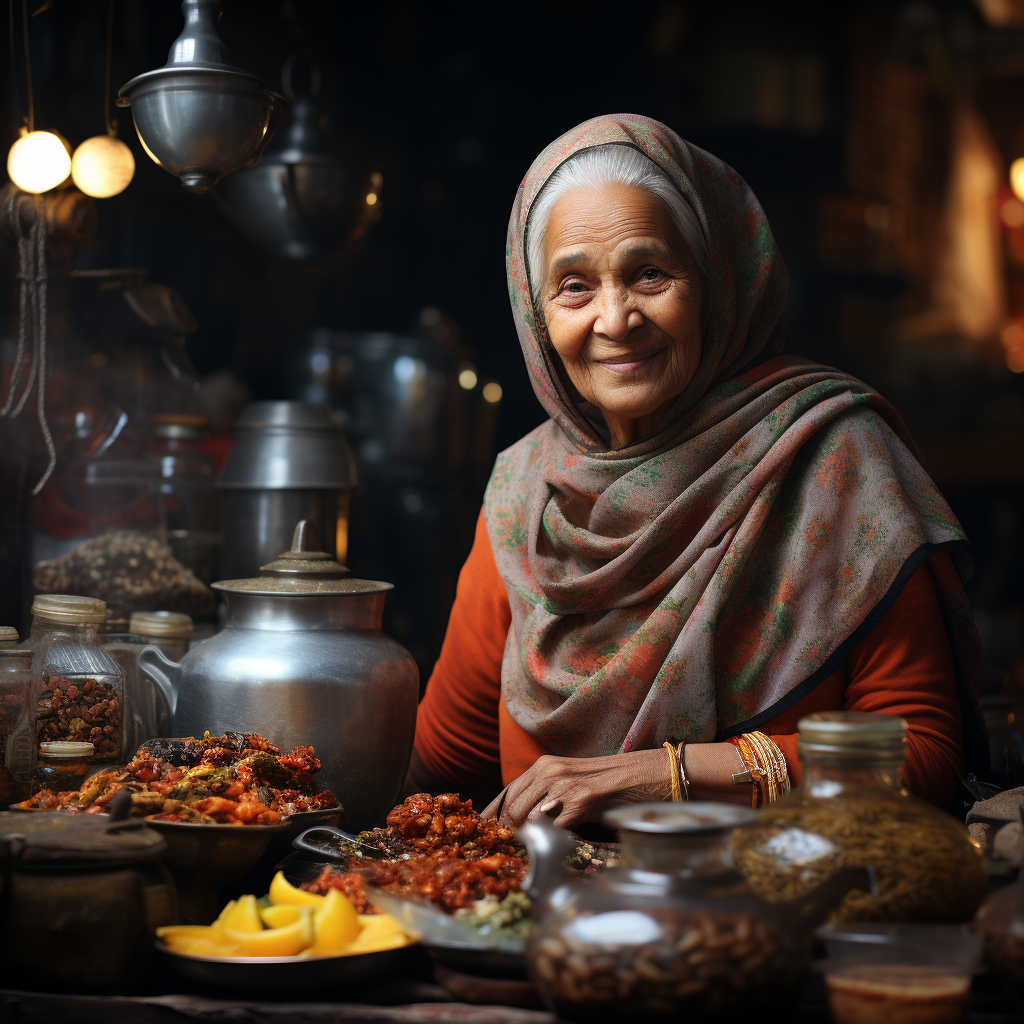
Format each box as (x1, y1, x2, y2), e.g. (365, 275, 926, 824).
(137, 520, 417, 830)
(217, 401, 357, 580)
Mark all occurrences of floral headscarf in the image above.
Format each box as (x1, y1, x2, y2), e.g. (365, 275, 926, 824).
(484, 114, 985, 766)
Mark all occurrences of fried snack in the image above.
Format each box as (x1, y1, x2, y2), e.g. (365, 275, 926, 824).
(304, 792, 528, 914)
(20, 731, 338, 824)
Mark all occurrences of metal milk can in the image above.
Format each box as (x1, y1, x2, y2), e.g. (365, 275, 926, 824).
(139, 520, 418, 829)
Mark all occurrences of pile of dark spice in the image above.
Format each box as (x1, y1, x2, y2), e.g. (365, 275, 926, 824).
(33, 531, 214, 619)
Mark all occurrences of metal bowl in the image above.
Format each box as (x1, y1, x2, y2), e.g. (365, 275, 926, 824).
(120, 68, 283, 194)
(144, 818, 290, 924)
(156, 940, 411, 991)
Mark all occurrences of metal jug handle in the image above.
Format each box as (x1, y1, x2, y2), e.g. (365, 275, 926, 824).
(138, 645, 182, 719)
(292, 825, 385, 862)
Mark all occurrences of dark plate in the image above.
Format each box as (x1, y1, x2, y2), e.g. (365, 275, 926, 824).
(156, 941, 412, 991)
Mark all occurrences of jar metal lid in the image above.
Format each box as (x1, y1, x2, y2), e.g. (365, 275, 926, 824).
(31, 594, 107, 625)
(0, 626, 18, 643)
(129, 610, 194, 638)
(603, 801, 757, 834)
(798, 711, 906, 758)
(40, 741, 95, 758)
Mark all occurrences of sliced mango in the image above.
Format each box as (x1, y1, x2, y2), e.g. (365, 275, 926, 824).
(170, 938, 242, 958)
(157, 924, 223, 943)
(260, 903, 304, 929)
(222, 893, 263, 933)
(225, 908, 315, 957)
(312, 888, 362, 953)
(209, 899, 236, 937)
(347, 913, 411, 953)
(268, 870, 325, 908)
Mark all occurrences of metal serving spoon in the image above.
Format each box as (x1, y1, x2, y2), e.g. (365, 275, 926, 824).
(291, 824, 387, 862)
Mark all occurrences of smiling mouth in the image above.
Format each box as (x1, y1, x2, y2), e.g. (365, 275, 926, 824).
(595, 348, 666, 374)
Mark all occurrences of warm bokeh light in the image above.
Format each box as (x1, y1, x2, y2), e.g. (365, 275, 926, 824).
(1011, 157, 1024, 203)
(482, 381, 503, 404)
(71, 135, 135, 198)
(1001, 321, 1024, 372)
(7, 130, 71, 193)
(1000, 196, 1024, 229)
(366, 192, 378, 205)
(458, 367, 478, 390)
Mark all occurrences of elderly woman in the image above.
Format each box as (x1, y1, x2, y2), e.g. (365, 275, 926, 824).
(410, 114, 984, 827)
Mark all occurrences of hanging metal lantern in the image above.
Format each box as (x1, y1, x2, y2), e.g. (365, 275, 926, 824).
(117, 0, 285, 194)
(217, 56, 378, 261)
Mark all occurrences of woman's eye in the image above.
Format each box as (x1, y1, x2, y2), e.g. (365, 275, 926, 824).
(640, 267, 664, 282)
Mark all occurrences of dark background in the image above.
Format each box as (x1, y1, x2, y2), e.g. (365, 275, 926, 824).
(2, 1, 1023, 764)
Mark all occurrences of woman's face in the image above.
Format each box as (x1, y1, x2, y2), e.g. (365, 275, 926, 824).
(538, 183, 706, 448)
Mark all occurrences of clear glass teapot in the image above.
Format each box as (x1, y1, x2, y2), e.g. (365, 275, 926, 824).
(520, 803, 874, 1022)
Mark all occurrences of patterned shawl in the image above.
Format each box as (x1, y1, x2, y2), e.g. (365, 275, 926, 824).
(484, 113, 985, 766)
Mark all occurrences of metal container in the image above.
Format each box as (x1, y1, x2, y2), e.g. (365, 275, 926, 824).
(217, 401, 357, 580)
(117, 0, 284, 194)
(138, 520, 417, 830)
(0, 809, 177, 993)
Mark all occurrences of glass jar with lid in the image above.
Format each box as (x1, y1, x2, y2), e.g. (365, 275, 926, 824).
(151, 415, 219, 585)
(521, 805, 873, 1022)
(0, 627, 19, 649)
(33, 740, 95, 796)
(128, 610, 193, 663)
(31, 595, 127, 764)
(0, 649, 36, 804)
(732, 712, 987, 922)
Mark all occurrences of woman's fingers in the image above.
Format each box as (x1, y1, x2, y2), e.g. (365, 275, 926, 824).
(480, 786, 508, 821)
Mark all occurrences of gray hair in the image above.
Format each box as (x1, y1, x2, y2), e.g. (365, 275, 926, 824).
(525, 144, 710, 307)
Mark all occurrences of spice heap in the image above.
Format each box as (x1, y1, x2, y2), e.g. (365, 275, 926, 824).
(732, 791, 987, 922)
(37, 675, 121, 759)
(20, 731, 338, 824)
(532, 906, 803, 1019)
(33, 530, 215, 620)
(305, 792, 528, 914)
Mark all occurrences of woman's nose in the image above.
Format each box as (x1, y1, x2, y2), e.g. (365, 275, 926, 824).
(593, 287, 643, 341)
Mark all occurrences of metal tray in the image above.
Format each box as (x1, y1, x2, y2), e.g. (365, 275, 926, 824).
(156, 940, 411, 991)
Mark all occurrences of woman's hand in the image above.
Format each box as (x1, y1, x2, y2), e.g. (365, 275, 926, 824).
(481, 750, 669, 829)
(480, 742, 753, 828)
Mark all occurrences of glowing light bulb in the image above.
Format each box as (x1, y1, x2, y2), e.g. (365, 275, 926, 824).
(1011, 158, 1024, 203)
(7, 130, 72, 193)
(366, 192, 378, 205)
(458, 367, 478, 390)
(482, 381, 503, 404)
(71, 135, 134, 198)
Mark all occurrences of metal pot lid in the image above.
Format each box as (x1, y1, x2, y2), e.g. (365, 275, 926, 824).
(213, 520, 391, 596)
(217, 401, 357, 490)
(0, 810, 166, 869)
(118, 0, 271, 99)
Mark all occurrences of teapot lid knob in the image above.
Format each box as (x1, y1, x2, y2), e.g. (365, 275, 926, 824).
(258, 520, 351, 579)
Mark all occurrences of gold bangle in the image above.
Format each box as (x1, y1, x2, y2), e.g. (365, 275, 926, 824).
(733, 735, 765, 808)
(675, 742, 690, 801)
(663, 741, 682, 802)
(741, 731, 790, 805)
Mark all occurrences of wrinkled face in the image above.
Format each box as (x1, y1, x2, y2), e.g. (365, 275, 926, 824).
(538, 183, 706, 444)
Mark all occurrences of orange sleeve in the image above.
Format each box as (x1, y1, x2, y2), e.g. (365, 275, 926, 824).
(413, 509, 510, 792)
(752, 558, 964, 806)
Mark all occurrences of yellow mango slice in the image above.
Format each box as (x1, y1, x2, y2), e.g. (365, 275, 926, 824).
(312, 888, 361, 953)
(260, 904, 304, 929)
(268, 870, 325, 908)
(157, 924, 223, 943)
(209, 899, 236, 937)
(222, 893, 263, 933)
(347, 913, 411, 953)
(225, 908, 315, 957)
(171, 938, 242, 958)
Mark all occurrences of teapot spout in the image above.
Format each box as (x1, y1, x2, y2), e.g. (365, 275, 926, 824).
(138, 644, 182, 720)
(783, 865, 878, 930)
(519, 816, 578, 918)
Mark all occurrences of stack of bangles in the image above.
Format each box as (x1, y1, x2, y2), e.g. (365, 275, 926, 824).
(729, 731, 791, 808)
